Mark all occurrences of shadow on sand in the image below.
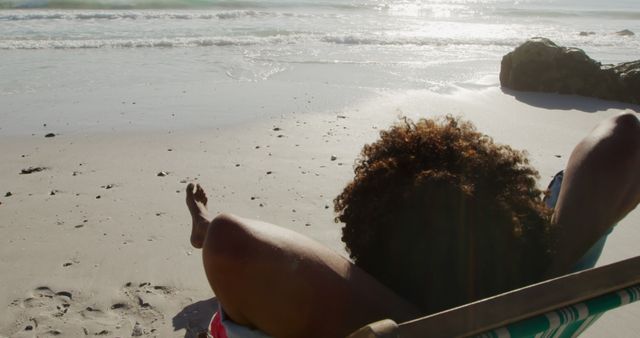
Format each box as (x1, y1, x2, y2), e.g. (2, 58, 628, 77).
(173, 297, 219, 338)
(501, 88, 640, 113)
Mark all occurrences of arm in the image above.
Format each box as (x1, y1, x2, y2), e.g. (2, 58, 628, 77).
(547, 112, 640, 276)
(202, 214, 420, 338)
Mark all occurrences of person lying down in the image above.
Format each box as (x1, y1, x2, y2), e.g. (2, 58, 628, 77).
(185, 114, 640, 338)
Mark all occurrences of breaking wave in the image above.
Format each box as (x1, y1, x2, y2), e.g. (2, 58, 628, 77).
(0, 35, 298, 49)
(3, 32, 636, 50)
(0, 10, 289, 20)
(0, 0, 364, 10)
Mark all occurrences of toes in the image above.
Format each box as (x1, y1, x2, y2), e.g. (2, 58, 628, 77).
(186, 183, 208, 207)
(186, 183, 196, 197)
(194, 184, 208, 204)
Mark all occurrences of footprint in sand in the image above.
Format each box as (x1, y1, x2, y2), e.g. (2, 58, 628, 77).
(103, 282, 174, 336)
(2, 283, 173, 337)
(21, 287, 72, 317)
(4, 286, 75, 337)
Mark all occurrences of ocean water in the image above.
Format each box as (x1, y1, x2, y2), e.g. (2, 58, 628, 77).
(1, 0, 639, 134)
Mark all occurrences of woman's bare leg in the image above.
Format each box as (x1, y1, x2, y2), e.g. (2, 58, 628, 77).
(548, 112, 640, 276)
(186, 183, 420, 338)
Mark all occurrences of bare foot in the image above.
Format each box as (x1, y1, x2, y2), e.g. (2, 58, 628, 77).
(186, 183, 211, 249)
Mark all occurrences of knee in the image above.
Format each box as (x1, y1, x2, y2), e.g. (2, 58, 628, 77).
(608, 112, 640, 152)
(612, 112, 640, 138)
(203, 213, 252, 266)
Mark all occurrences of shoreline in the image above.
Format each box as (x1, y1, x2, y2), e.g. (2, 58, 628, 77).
(1, 86, 639, 337)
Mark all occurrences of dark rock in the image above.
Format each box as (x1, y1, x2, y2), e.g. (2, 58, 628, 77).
(157, 171, 168, 177)
(110, 303, 127, 310)
(616, 29, 635, 36)
(5, 192, 12, 197)
(609, 60, 640, 104)
(20, 166, 47, 174)
(45, 133, 56, 138)
(500, 37, 640, 104)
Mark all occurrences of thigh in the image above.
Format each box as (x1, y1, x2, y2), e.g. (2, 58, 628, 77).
(201, 214, 420, 338)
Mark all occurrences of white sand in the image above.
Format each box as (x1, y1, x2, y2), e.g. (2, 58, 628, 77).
(1, 85, 639, 337)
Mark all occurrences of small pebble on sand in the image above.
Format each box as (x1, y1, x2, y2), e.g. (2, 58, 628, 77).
(20, 166, 47, 175)
(45, 133, 56, 138)
(132, 322, 143, 336)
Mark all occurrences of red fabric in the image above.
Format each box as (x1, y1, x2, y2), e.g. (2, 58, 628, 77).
(210, 311, 229, 338)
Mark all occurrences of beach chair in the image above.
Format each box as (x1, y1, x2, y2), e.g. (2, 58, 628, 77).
(347, 255, 640, 338)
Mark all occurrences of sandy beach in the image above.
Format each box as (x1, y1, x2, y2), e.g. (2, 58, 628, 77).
(2, 0, 640, 335)
(1, 81, 639, 337)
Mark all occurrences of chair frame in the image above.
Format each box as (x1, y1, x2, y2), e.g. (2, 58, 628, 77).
(348, 255, 640, 338)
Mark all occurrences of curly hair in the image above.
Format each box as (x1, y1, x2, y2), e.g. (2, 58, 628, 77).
(334, 116, 553, 314)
